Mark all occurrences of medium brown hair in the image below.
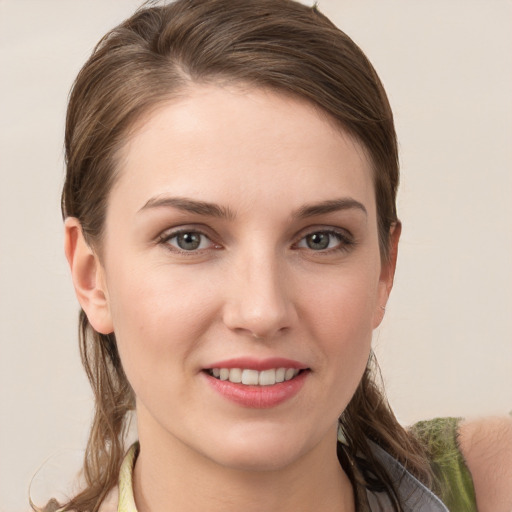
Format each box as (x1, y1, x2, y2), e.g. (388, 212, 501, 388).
(58, 1, 430, 510)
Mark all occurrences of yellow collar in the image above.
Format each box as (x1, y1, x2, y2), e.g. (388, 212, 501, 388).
(117, 443, 139, 512)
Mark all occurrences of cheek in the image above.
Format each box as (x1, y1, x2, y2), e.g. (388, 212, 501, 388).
(302, 266, 379, 340)
(299, 269, 378, 398)
(105, 264, 221, 388)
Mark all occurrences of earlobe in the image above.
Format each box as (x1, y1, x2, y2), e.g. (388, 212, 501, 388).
(373, 221, 401, 328)
(64, 217, 113, 334)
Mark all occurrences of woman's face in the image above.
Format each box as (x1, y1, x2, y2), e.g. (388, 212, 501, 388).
(84, 85, 396, 471)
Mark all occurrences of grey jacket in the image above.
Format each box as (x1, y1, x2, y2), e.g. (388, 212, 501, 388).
(364, 442, 448, 512)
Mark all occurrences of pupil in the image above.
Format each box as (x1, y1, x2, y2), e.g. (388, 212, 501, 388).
(178, 232, 201, 250)
(307, 232, 329, 250)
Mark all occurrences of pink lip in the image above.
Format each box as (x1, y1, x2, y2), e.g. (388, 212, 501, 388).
(203, 369, 309, 409)
(205, 357, 308, 371)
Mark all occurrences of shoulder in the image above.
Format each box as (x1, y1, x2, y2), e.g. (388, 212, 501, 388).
(458, 415, 512, 512)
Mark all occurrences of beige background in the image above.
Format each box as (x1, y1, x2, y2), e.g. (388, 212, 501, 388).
(1, 0, 511, 510)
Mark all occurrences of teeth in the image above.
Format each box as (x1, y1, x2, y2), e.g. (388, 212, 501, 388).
(259, 369, 275, 386)
(242, 369, 259, 385)
(209, 367, 300, 386)
(285, 368, 296, 381)
(229, 368, 242, 383)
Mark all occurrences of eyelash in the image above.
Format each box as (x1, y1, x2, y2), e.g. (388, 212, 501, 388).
(157, 228, 219, 255)
(157, 227, 354, 255)
(294, 229, 354, 254)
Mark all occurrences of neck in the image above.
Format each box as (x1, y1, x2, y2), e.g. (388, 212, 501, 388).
(132, 410, 355, 512)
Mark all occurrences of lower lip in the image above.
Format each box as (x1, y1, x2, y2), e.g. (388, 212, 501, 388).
(203, 370, 309, 409)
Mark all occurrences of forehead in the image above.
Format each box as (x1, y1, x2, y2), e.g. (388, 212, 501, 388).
(111, 84, 376, 219)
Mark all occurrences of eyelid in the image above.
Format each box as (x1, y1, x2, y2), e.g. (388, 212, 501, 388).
(157, 225, 221, 253)
(293, 226, 354, 252)
(155, 224, 354, 255)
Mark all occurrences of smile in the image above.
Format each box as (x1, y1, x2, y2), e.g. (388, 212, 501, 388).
(204, 368, 309, 408)
(207, 367, 302, 386)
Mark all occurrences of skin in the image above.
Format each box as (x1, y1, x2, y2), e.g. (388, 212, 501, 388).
(66, 86, 398, 512)
(459, 416, 512, 512)
(64, 85, 512, 511)
(66, 85, 397, 512)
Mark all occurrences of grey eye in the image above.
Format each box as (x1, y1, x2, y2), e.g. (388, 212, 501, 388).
(306, 232, 330, 250)
(297, 231, 344, 251)
(174, 232, 204, 251)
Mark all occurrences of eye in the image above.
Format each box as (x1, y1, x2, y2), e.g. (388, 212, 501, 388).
(296, 230, 350, 251)
(161, 230, 216, 252)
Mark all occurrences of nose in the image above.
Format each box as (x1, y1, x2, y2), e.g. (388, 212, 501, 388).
(222, 249, 297, 340)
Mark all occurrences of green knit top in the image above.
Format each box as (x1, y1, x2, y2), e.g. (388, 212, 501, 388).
(411, 417, 477, 511)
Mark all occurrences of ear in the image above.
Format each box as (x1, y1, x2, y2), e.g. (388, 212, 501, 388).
(64, 217, 113, 334)
(373, 221, 401, 328)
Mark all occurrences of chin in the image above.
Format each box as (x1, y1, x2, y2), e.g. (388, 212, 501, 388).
(202, 424, 320, 473)
(214, 446, 302, 473)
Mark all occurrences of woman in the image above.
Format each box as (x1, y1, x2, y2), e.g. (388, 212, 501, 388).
(53, 0, 511, 511)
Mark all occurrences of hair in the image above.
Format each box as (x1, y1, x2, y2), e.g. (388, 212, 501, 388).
(56, 0, 432, 510)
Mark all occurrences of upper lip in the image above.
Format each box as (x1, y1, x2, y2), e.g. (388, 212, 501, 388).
(205, 357, 308, 371)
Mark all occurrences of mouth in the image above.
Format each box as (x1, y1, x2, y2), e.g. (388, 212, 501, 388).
(205, 367, 306, 386)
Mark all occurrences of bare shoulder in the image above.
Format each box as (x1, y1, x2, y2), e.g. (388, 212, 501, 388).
(458, 415, 512, 512)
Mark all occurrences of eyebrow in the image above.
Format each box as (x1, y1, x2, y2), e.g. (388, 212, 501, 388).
(294, 198, 367, 219)
(139, 196, 236, 220)
(138, 196, 366, 219)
